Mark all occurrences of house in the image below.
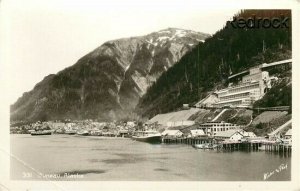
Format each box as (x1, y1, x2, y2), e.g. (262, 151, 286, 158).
(161, 130, 183, 138)
(239, 130, 256, 138)
(49, 122, 67, 130)
(284, 129, 292, 139)
(182, 104, 189, 109)
(126, 121, 136, 127)
(118, 129, 130, 137)
(214, 129, 244, 141)
(189, 129, 205, 137)
(283, 129, 292, 145)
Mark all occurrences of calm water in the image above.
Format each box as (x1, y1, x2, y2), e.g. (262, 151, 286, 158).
(10, 134, 291, 181)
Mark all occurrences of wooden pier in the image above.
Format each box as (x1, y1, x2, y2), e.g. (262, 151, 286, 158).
(263, 143, 292, 155)
(162, 137, 292, 155)
(162, 137, 215, 145)
(220, 142, 262, 151)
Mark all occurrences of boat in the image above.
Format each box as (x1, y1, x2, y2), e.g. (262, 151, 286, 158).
(258, 144, 266, 151)
(132, 130, 162, 144)
(205, 143, 219, 149)
(55, 129, 65, 134)
(31, 130, 52, 136)
(192, 144, 206, 149)
(90, 130, 102, 136)
(65, 130, 77, 135)
(77, 130, 89, 136)
(193, 143, 219, 149)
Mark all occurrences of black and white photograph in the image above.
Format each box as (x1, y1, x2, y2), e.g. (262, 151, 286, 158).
(0, 0, 299, 190)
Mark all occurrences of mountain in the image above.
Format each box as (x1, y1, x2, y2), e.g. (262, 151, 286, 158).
(10, 28, 210, 121)
(136, 10, 291, 118)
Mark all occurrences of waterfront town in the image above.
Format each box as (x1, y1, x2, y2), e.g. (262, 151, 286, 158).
(9, 109, 292, 154)
(10, 59, 292, 154)
(4, 6, 294, 185)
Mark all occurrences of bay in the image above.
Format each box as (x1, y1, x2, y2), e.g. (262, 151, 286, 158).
(10, 134, 291, 181)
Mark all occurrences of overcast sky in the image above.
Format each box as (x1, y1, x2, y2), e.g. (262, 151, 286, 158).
(1, 0, 291, 104)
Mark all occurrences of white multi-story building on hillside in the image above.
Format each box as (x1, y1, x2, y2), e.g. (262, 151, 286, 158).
(198, 121, 240, 136)
(212, 65, 271, 108)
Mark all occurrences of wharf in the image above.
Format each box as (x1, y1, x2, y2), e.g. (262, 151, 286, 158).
(162, 137, 292, 155)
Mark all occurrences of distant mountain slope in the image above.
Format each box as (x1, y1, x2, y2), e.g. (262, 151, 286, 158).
(10, 28, 210, 121)
(136, 10, 291, 118)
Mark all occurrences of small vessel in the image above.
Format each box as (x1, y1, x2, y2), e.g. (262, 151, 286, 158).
(258, 144, 266, 151)
(132, 130, 162, 144)
(77, 130, 89, 136)
(193, 143, 219, 149)
(31, 130, 52, 136)
(55, 129, 65, 134)
(205, 143, 219, 149)
(90, 130, 102, 136)
(65, 130, 77, 135)
(192, 144, 206, 149)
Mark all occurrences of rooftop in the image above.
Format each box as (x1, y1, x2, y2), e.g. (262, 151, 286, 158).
(214, 129, 243, 138)
(285, 129, 292, 136)
(162, 130, 183, 136)
(200, 121, 238, 125)
(147, 108, 200, 126)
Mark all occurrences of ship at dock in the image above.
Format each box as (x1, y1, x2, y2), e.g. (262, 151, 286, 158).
(65, 130, 77, 135)
(76, 130, 89, 136)
(29, 123, 52, 136)
(132, 130, 162, 144)
(30, 130, 52, 136)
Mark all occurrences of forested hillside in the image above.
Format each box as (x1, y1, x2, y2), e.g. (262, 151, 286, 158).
(136, 10, 291, 118)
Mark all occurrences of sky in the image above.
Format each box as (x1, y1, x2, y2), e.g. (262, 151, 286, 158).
(0, 0, 291, 104)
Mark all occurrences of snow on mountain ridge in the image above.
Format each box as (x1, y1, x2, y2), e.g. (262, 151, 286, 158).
(11, 28, 210, 121)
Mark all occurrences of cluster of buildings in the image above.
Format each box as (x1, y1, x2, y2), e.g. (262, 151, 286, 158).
(158, 118, 292, 144)
(196, 59, 291, 108)
(160, 120, 256, 142)
(10, 124, 35, 134)
(11, 60, 292, 144)
(144, 105, 256, 142)
(213, 66, 272, 108)
(148, 60, 293, 143)
(196, 65, 272, 108)
(10, 120, 138, 137)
